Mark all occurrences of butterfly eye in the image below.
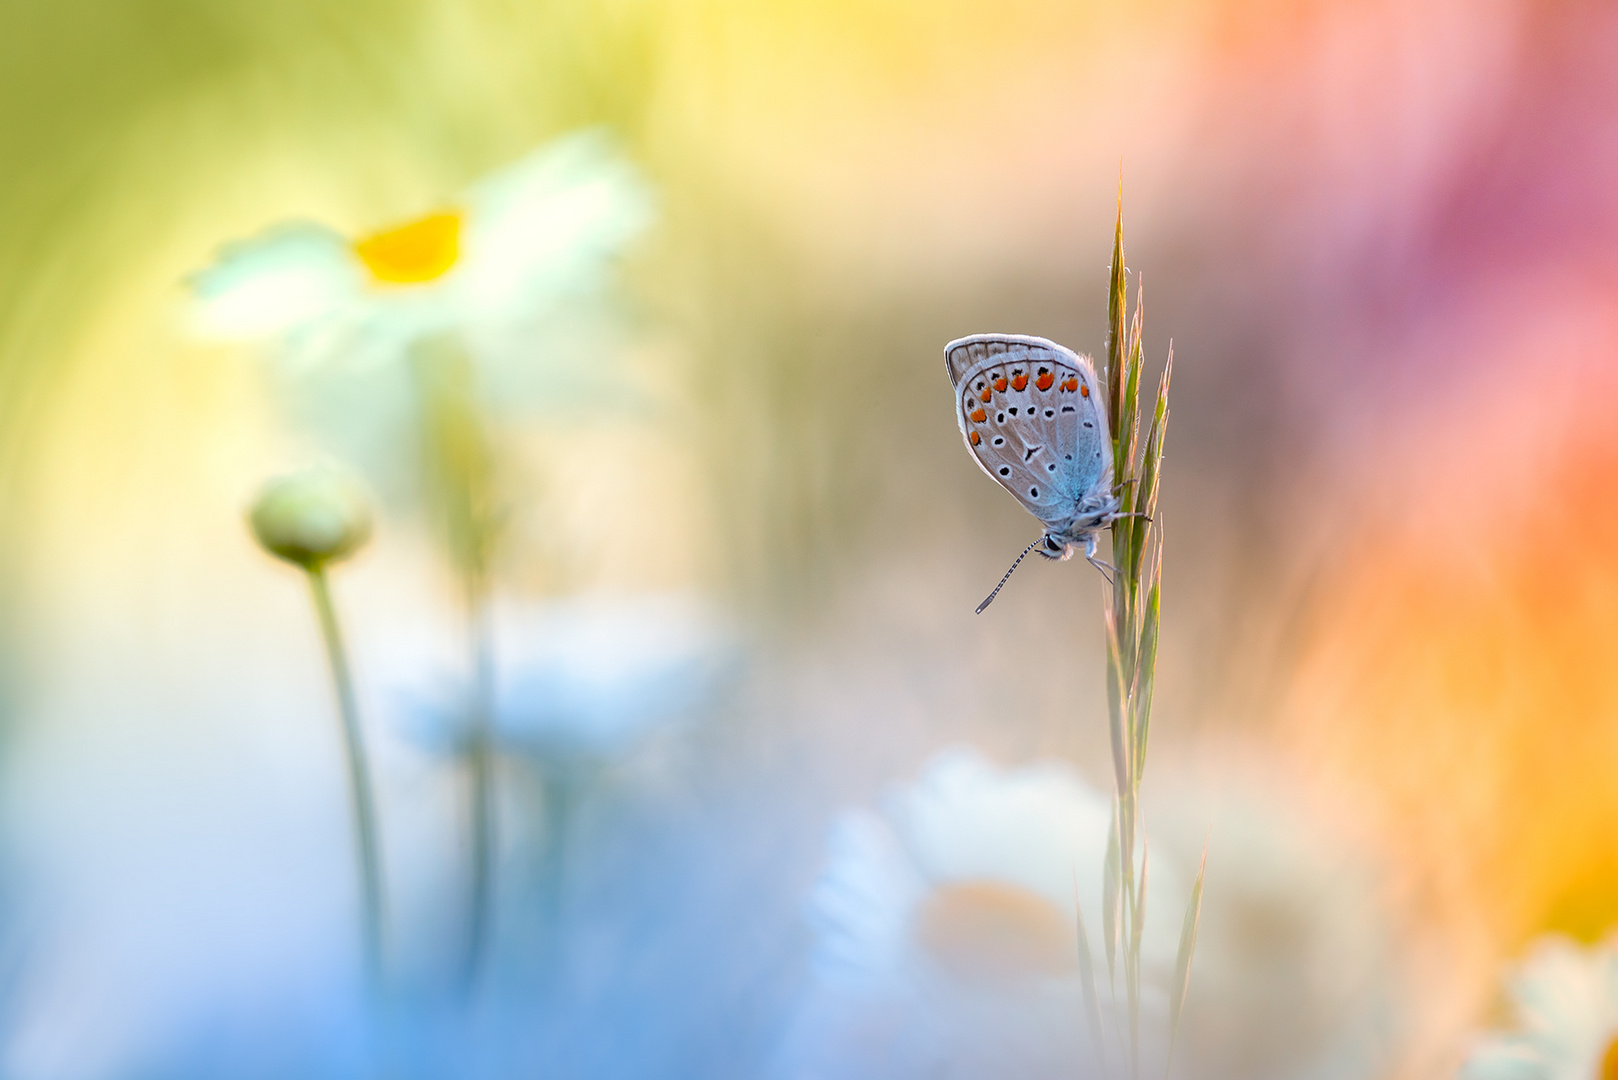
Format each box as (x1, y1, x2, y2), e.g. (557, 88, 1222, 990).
(1045, 537, 1063, 553)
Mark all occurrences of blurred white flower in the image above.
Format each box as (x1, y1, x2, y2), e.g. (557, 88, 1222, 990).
(779, 751, 1398, 1080)
(1463, 935, 1618, 1080)
(189, 129, 658, 512)
(394, 590, 736, 761)
(189, 129, 655, 383)
(777, 748, 1186, 1080)
(490, 591, 734, 759)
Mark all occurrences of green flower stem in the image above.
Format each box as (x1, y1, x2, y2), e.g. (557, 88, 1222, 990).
(538, 763, 577, 935)
(307, 565, 386, 995)
(461, 575, 496, 995)
(407, 336, 500, 995)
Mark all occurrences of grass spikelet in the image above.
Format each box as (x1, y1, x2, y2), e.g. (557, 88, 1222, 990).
(1106, 188, 1126, 437)
(1131, 344, 1172, 585)
(1090, 191, 1193, 1080)
(1133, 544, 1162, 774)
(1074, 886, 1108, 1070)
(1167, 842, 1208, 1076)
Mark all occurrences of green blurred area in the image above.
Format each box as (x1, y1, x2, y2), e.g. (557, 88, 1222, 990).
(0, 0, 1157, 615)
(0, 0, 656, 457)
(0, 0, 1188, 772)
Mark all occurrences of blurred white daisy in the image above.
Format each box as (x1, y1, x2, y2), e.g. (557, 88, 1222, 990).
(1463, 935, 1618, 1080)
(779, 751, 1399, 1080)
(189, 128, 654, 385)
(489, 590, 735, 760)
(391, 590, 736, 762)
(776, 748, 1186, 1080)
(189, 128, 657, 514)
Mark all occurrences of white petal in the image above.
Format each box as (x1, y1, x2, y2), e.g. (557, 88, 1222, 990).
(886, 748, 1119, 917)
(188, 223, 363, 340)
(455, 129, 655, 324)
(807, 811, 927, 988)
(1460, 1038, 1548, 1080)
(489, 591, 732, 756)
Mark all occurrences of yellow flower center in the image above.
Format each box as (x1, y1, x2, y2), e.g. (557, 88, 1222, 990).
(915, 879, 1072, 982)
(352, 209, 463, 284)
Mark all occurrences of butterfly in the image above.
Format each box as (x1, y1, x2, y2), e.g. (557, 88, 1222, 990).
(945, 333, 1123, 612)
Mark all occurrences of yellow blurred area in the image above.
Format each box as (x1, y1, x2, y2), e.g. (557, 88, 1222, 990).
(353, 210, 463, 284)
(0, 0, 1204, 596)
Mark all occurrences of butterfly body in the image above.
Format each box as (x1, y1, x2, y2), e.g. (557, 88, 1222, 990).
(945, 333, 1120, 573)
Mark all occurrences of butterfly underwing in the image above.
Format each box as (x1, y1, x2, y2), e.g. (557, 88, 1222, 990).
(945, 333, 1122, 608)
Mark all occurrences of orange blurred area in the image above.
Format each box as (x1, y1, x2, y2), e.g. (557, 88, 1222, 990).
(1279, 293, 1618, 1067)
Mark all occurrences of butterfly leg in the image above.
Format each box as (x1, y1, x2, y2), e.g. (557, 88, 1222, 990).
(1083, 533, 1120, 585)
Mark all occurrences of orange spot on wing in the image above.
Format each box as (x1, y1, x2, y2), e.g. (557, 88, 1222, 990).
(994, 377, 1008, 392)
(980, 387, 993, 402)
(1012, 374, 1028, 391)
(1063, 377, 1079, 392)
(970, 408, 986, 423)
(969, 431, 980, 445)
(1080, 383, 1090, 398)
(1036, 373, 1054, 391)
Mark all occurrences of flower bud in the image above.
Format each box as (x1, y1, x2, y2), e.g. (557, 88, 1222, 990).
(249, 468, 373, 570)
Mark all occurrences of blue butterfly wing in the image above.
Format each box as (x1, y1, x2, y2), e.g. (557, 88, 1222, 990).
(946, 334, 1112, 530)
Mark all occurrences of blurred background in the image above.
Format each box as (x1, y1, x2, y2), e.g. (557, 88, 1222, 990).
(0, 0, 1615, 1077)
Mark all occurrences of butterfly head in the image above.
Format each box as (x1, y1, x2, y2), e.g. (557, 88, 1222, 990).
(1037, 534, 1073, 561)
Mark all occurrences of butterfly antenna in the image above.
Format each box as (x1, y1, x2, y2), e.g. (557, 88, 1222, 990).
(976, 539, 1043, 615)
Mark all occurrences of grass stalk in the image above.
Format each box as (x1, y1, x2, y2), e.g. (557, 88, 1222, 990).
(1087, 192, 1191, 1080)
